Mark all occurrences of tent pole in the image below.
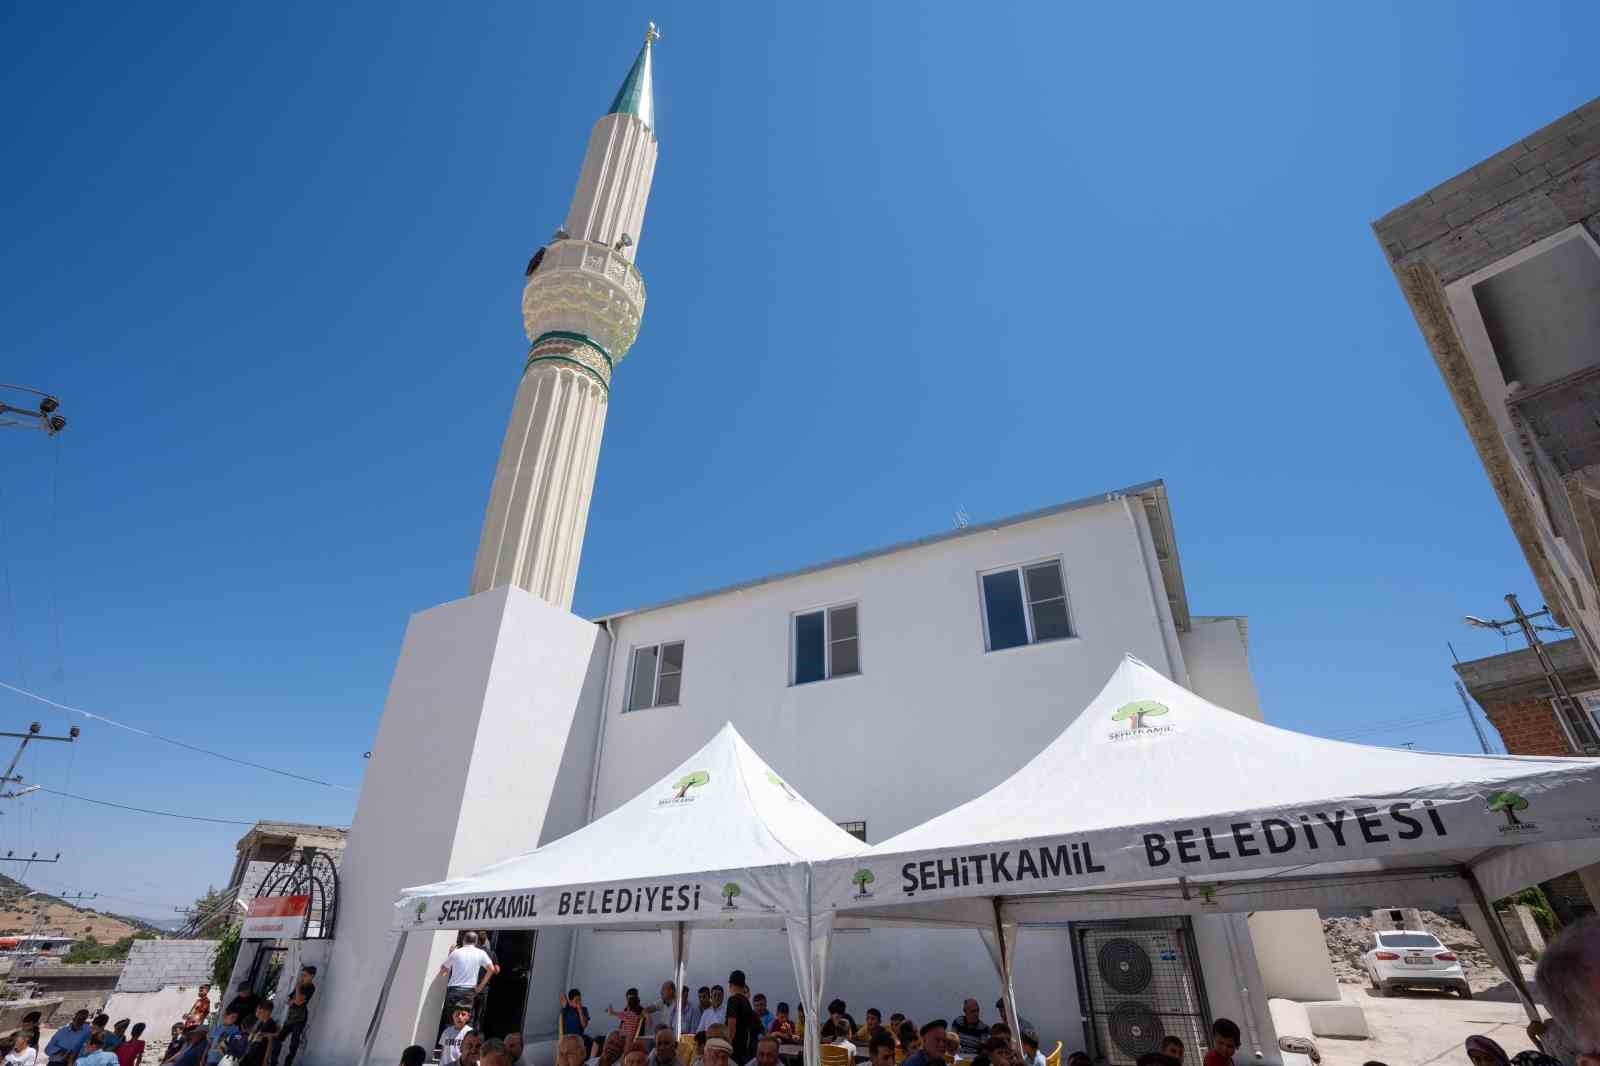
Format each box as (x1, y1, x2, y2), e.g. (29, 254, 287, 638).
(1464, 867, 1539, 1023)
(990, 898, 1024, 1065)
(359, 930, 410, 1066)
(674, 922, 686, 1038)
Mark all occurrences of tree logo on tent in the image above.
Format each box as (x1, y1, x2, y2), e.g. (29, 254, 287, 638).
(721, 882, 741, 910)
(766, 771, 799, 801)
(1486, 790, 1538, 834)
(852, 868, 876, 899)
(413, 899, 429, 925)
(659, 770, 710, 807)
(1109, 700, 1172, 740)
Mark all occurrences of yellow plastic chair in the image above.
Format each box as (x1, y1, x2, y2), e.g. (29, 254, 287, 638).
(678, 1035, 699, 1064)
(821, 1046, 854, 1066)
(1044, 1042, 1061, 1066)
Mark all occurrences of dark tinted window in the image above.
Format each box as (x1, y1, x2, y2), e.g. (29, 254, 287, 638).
(982, 570, 1028, 651)
(795, 611, 826, 684)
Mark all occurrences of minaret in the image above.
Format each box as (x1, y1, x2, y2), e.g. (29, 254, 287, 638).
(470, 25, 660, 607)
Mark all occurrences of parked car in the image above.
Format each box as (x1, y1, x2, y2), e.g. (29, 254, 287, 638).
(1362, 929, 1471, 998)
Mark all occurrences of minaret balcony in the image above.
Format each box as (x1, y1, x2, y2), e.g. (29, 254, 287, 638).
(521, 239, 648, 361)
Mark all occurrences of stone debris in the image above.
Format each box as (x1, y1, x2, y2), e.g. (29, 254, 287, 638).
(1322, 909, 1526, 989)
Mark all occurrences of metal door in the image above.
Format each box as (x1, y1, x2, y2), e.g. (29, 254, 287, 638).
(1074, 918, 1210, 1065)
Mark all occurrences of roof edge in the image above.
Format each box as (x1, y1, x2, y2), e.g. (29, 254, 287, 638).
(594, 479, 1179, 624)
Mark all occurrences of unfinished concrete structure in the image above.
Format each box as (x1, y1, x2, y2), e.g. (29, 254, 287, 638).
(1375, 96, 1600, 698)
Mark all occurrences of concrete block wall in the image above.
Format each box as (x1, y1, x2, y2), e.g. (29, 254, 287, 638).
(1375, 97, 1600, 284)
(115, 940, 217, 994)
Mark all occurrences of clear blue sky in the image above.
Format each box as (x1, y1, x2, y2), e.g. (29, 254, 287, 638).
(1, 1, 1595, 918)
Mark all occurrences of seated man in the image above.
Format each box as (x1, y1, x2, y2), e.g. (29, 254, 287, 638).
(747, 1036, 781, 1066)
(993, 1005, 1034, 1048)
(952, 1003, 987, 1058)
(902, 1021, 947, 1066)
(646, 1026, 678, 1066)
(856, 1010, 884, 1045)
(822, 1022, 854, 1056)
(867, 1032, 896, 1066)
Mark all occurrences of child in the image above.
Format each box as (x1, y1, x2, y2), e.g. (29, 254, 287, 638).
(1202, 1019, 1239, 1066)
(606, 991, 644, 1044)
(1159, 1037, 1184, 1065)
(856, 1011, 883, 1045)
(114, 1025, 146, 1066)
(767, 1005, 795, 1040)
(439, 1007, 473, 1066)
(400, 1050, 426, 1066)
(209, 1012, 242, 1066)
(240, 1005, 278, 1066)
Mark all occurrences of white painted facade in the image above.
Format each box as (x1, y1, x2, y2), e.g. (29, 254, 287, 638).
(567, 486, 1282, 1059)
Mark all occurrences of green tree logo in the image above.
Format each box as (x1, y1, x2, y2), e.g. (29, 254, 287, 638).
(671, 770, 710, 799)
(721, 882, 741, 909)
(852, 869, 875, 898)
(765, 771, 798, 800)
(1487, 790, 1530, 827)
(1112, 700, 1170, 731)
(413, 900, 428, 924)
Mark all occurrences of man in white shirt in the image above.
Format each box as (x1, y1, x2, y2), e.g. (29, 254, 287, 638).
(438, 932, 498, 1021)
(5, 1031, 38, 1066)
(439, 1007, 474, 1066)
(698, 987, 726, 1034)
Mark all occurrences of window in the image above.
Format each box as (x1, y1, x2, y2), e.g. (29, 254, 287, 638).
(627, 641, 684, 711)
(837, 821, 867, 842)
(1376, 933, 1442, 949)
(981, 559, 1071, 651)
(794, 604, 860, 684)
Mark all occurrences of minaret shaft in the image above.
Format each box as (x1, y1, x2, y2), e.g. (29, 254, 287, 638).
(469, 31, 658, 609)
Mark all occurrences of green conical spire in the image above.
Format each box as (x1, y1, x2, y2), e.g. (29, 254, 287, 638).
(607, 23, 658, 130)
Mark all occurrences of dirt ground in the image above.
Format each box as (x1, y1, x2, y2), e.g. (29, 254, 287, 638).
(1317, 968, 1541, 1066)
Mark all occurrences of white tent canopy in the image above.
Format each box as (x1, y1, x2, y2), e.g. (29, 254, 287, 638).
(366, 723, 860, 1065)
(812, 655, 1600, 1027)
(817, 655, 1600, 919)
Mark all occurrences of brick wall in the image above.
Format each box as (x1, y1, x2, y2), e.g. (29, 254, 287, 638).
(1480, 693, 1573, 755)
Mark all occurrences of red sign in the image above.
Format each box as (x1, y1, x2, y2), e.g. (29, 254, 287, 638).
(242, 895, 311, 940)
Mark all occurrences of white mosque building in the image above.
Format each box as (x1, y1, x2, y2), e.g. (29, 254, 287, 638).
(309, 29, 1343, 1066)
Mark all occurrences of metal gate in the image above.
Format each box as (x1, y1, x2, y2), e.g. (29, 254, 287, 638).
(1074, 918, 1211, 1065)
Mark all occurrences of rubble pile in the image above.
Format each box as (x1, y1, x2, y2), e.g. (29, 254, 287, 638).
(1321, 909, 1504, 984)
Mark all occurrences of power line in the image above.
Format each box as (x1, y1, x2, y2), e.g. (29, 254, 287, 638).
(0, 679, 356, 791)
(35, 787, 254, 826)
(1330, 710, 1464, 741)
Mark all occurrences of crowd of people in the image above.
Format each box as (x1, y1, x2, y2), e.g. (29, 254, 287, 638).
(0, 968, 316, 1066)
(417, 915, 1600, 1066)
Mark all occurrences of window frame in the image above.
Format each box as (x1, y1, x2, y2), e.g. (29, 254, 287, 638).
(977, 556, 1074, 652)
(790, 600, 863, 685)
(836, 821, 867, 843)
(624, 640, 685, 712)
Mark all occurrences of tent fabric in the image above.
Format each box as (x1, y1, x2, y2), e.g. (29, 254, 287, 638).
(815, 655, 1600, 917)
(395, 723, 864, 931)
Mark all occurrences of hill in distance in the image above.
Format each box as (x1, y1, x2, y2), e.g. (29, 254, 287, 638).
(0, 874, 167, 942)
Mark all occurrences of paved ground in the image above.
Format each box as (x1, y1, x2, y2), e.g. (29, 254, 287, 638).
(1318, 972, 1539, 1066)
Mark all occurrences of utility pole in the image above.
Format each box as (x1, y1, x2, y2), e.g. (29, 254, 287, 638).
(0, 385, 67, 436)
(1454, 681, 1494, 754)
(1465, 594, 1600, 753)
(0, 722, 79, 795)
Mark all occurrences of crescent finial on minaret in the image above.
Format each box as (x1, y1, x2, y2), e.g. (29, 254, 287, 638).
(646, 21, 660, 44)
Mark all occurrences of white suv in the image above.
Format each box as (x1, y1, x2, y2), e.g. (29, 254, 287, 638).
(1361, 929, 1471, 998)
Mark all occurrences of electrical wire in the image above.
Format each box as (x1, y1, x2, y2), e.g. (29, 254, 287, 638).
(35, 787, 254, 826)
(1330, 710, 1464, 741)
(0, 679, 356, 791)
